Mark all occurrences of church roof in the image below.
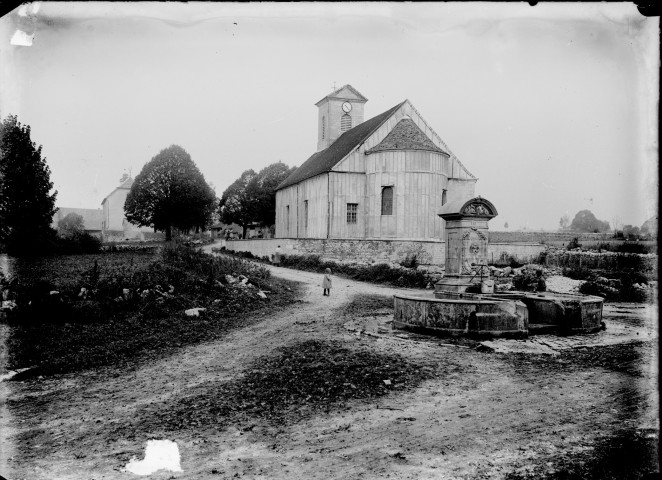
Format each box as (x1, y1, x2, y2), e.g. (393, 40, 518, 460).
(366, 117, 447, 155)
(315, 84, 368, 106)
(277, 102, 405, 190)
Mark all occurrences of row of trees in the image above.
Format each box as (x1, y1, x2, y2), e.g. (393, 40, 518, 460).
(559, 210, 655, 238)
(1, 114, 295, 256)
(559, 210, 611, 233)
(123, 146, 294, 240)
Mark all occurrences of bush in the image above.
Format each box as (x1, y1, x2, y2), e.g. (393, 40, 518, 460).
(490, 253, 524, 268)
(567, 237, 582, 250)
(399, 253, 419, 270)
(562, 266, 593, 281)
(277, 253, 427, 288)
(616, 242, 649, 254)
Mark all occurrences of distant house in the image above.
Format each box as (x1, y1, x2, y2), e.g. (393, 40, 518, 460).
(52, 207, 103, 238)
(101, 175, 155, 242)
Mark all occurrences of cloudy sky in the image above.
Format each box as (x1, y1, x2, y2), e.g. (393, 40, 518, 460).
(0, 2, 658, 230)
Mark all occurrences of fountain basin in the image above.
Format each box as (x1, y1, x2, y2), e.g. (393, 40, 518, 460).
(393, 290, 604, 339)
(478, 291, 604, 334)
(393, 292, 529, 339)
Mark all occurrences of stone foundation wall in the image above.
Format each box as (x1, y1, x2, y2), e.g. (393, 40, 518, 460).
(224, 238, 545, 266)
(226, 238, 444, 265)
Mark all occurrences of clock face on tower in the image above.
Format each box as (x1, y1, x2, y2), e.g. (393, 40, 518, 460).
(342, 102, 352, 113)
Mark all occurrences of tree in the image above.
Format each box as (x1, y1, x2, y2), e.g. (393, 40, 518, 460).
(218, 169, 258, 239)
(640, 216, 657, 238)
(219, 162, 295, 238)
(559, 214, 570, 231)
(253, 162, 296, 226)
(569, 210, 610, 233)
(0, 115, 57, 254)
(622, 225, 641, 240)
(57, 212, 85, 238)
(124, 145, 216, 241)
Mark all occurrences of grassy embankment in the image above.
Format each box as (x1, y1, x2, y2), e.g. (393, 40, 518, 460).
(2, 243, 298, 377)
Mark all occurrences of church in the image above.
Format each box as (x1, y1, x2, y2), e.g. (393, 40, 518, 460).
(275, 85, 477, 241)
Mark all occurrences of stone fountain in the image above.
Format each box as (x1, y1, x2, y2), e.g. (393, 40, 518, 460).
(393, 196, 603, 338)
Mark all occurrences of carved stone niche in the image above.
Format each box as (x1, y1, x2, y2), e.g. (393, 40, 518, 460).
(436, 196, 498, 292)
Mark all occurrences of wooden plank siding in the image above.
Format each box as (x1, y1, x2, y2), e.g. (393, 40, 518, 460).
(328, 172, 367, 238)
(365, 150, 448, 240)
(275, 175, 329, 238)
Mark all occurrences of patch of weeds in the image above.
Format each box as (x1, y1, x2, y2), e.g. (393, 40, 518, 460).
(340, 294, 394, 318)
(5, 244, 297, 376)
(276, 254, 427, 288)
(120, 340, 437, 436)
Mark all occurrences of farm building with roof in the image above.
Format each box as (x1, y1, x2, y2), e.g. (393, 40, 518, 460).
(274, 85, 477, 242)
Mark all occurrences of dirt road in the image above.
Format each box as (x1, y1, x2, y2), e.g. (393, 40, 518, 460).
(1, 263, 658, 479)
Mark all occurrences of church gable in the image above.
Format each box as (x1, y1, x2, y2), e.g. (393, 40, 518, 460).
(365, 117, 447, 155)
(315, 84, 368, 105)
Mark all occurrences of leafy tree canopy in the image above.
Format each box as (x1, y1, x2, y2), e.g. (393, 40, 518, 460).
(569, 209, 610, 233)
(57, 212, 85, 238)
(219, 162, 295, 238)
(124, 145, 216, 241)
(0, 115, 57, 254)
(218, 169, 258, 239)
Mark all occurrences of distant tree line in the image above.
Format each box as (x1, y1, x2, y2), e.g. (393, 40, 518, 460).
(559, 209, 655, 239)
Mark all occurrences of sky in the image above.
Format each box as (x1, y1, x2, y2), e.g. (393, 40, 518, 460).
(0, 2, 658, 231)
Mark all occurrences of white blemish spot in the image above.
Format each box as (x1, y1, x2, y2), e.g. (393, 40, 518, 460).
(18, 2, 40, 16)
(124, 439, 182, 475)
(10, 30, 34, 46)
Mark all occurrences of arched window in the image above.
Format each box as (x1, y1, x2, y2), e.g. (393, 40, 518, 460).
(321, 116, 326, 139)
(381, 186, 393, 215)
(341, 113, 352, 132)
(442, 189, 447, 206)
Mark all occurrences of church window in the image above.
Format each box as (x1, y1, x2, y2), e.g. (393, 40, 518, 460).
(442, 189, 447, 206)
(341, 113, 352, 132)
(347, 203, 358, 224)
(304, 200, 309, 229)
(322, 116, 326, 139)
(381, 186, 393, 215)
(286, 205, 290, 236)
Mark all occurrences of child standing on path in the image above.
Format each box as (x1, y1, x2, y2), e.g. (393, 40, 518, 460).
(322, 268, 332, 296)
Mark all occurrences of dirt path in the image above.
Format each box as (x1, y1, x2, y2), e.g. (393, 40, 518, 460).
(1, 259, 658, 479)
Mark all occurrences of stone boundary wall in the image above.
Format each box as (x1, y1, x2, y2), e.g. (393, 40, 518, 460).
(489, 231, 616, 244)
(224, 238, 545, 266)
(487, 243, 546, 265)
(101, 231, 165, 243)
(543, 250, 658, 278)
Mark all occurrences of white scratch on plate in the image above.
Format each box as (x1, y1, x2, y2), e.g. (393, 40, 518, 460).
(124, 439, 183, 475)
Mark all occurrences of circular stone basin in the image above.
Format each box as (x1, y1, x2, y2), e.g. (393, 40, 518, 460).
(393, 290, 604, 338)
(481, 291, 604, 334)
(393, 292, 528, 339)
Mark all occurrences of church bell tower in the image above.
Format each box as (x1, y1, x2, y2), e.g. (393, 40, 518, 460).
(315, 84, 368, 151)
